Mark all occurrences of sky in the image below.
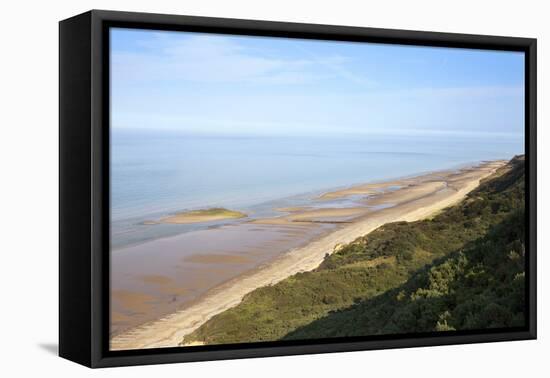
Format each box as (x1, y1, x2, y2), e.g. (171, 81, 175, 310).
(110, 27, 525, 138)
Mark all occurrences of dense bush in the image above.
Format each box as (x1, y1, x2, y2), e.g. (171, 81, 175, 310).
(285, 208, 525, 339)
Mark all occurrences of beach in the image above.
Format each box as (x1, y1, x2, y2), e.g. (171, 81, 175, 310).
(110, 160, 504, 351)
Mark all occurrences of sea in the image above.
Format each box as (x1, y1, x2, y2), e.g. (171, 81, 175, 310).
(111, 129, 523, 249)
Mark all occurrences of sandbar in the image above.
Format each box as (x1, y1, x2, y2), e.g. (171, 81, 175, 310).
(150, 208, 247, 224)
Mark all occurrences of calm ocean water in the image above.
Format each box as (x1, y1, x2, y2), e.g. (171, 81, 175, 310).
(111, 129, 523, 248)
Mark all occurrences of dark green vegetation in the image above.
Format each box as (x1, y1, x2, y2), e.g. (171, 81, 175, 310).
(184, 157, 525, 345)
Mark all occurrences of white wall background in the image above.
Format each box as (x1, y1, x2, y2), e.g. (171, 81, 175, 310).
(0, 0, 546, 375)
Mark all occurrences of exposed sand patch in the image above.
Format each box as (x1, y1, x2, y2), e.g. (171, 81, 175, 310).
(250, 217, 300, 225)
(275, 206, 309, 213)
(366, 181, 446, 206)
(253, 207, 369, 225)
(148, 208, 247, 225)
(319, 180, 407, 200)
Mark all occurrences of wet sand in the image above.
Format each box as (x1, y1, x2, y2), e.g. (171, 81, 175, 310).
(110, 160, 504, 350)
(253, 207, 369, 224)
(111, 222, 330, 336)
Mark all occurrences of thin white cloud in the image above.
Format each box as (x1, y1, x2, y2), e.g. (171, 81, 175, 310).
(112, 34, 364, 85)
(292, 45, 374, 86)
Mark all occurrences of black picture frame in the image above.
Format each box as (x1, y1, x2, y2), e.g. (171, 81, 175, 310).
(59, 9, 537, 368)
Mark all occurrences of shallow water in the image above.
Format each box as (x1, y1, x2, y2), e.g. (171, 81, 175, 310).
(111, 130, 522, 248)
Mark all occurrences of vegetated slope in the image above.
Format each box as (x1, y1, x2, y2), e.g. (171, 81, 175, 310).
(184, 157, 525, 345)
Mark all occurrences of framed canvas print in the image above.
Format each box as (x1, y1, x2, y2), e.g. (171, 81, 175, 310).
(59, 10, 537, 368)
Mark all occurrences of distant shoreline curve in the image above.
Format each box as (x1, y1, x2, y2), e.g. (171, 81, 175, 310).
(110, 160, 505, 351)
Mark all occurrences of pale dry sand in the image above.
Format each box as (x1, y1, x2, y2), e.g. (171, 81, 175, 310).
(110, 161, 504, 351)
(317, 166, 477, 201)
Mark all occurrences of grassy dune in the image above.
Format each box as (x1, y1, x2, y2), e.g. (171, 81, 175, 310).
(183, 156, 525, 345)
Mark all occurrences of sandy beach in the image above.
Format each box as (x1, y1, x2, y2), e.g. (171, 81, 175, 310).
(110, 160, 504, 351)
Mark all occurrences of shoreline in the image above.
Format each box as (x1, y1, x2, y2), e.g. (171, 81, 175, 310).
(110, 160, 505, 351)
(111, 159, 489, 250)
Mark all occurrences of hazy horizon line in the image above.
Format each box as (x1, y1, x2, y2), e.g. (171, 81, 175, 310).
(111, 125, 524, 139)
